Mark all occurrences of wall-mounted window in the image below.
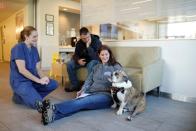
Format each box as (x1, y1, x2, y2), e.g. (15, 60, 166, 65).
(81, 0, 196, 40)
(167, 21, 196, 39)
(100, 24, 118, 40)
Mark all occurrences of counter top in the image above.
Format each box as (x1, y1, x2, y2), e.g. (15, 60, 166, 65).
(59, 46, 75, 53)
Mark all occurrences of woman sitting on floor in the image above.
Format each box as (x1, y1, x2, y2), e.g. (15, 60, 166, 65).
(10, 26, 58, 109)
(36, 45, 122, 125)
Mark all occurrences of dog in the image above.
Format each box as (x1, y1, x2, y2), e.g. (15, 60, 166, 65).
(108, 70, 146, 121)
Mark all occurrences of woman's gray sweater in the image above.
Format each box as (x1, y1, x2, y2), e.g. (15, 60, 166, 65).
(81, 63, 122, 95)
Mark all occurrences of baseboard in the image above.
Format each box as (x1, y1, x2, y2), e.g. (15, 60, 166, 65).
(149, 91, 196, 104)
(160, 92, 196, 103)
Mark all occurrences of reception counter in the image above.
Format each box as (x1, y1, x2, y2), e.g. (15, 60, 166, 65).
(59, 46, 75, 53)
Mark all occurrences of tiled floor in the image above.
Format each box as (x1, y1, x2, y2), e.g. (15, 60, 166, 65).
(0, 62, 196, 131)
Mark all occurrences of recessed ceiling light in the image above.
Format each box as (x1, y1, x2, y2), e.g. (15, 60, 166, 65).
(132, 0, 152, 5)
(63, 8, 68, 11)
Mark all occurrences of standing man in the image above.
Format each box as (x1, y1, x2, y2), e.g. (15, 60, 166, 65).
(65, 27, 102, 92)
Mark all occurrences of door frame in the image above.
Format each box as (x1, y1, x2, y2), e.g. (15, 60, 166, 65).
(0, 26, 5, 62)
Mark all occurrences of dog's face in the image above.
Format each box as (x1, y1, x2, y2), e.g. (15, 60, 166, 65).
(110, 70, 129, 83)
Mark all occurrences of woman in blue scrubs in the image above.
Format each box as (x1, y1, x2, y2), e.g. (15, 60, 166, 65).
(10, 26, 58, 109)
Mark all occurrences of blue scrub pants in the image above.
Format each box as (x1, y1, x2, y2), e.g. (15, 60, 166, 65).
(54, 93, 113, 120)
(12, 79, 58, 109)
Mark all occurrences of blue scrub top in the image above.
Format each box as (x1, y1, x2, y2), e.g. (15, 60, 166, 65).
(10, 42, 40, 87)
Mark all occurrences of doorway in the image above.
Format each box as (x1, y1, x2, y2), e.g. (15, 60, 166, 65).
(0, 26, 5, 62)
(59, 6, 80, 47)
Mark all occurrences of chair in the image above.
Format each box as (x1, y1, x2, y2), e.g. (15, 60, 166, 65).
(50, 53, 67, 85)
(76, 47, 163, 94)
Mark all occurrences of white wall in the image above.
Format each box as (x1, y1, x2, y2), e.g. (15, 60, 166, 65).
(103, 39, 196, 99)
(36, 0, 80, 69)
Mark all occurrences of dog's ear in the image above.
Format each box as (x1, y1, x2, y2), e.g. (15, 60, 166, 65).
(120, 70, 128, 77)
(107, 77, 112, 82)
(104, 71, 112, 82)
(123, 75, 129, 83)
(119, 70, 129, 82)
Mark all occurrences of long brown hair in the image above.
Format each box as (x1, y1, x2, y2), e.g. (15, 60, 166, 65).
(98, 45, 120, 66)
(18, 26, 36, 42)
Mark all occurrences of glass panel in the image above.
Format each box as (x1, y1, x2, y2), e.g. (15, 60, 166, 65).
(87, 20, 196, 40)
(81, 0, 196, 40)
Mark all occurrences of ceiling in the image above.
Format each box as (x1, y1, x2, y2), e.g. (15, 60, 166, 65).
(1, 0, 196, 25)
(0, 0, 28, 23)
(81, 0, 196, 25)
(59, 6, 80, 14)
(59, 0, 80, 14)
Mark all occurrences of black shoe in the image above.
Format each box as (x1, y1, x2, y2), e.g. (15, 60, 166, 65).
(36, 99, 55, 125)
(64, 87, 80, 92)
(65, 87, 80, 92)
(35, 100, 43, 113)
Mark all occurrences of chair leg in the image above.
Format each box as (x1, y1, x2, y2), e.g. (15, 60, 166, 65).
(62, 76, 64, 86)
(157, 86, 160, 97)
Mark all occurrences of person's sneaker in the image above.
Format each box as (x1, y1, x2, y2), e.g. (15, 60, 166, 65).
(35, 100, 43, 113)
(42, 99, 55, 125)
(36, 99, 55, 125)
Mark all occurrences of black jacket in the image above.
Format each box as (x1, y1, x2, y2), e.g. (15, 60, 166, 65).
(73, 34, 102, 64)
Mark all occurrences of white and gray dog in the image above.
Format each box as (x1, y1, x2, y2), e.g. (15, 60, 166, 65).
(108, 70, 146, 121)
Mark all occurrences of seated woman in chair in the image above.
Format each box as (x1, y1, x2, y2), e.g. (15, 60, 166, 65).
(36, 45, 122, 125)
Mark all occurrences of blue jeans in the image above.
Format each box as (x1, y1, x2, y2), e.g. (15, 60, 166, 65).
(66, 59, 99, 87)
(54, 93, 113, 120)
(11, 79, 58, 109)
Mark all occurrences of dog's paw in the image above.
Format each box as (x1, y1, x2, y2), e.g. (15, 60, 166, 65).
(123, 108, 129, 112)
(111, 103, 117, 108)
(126, 116, 133, 121)
(116, 110, 123, 115)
